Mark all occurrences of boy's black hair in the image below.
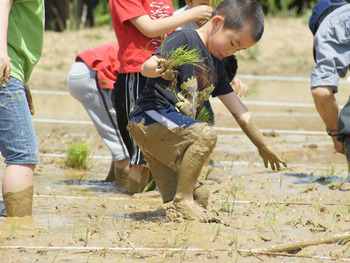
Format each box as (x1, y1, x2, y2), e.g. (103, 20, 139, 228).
(212, 0, 264, 42)
(222, 55, 238, 81)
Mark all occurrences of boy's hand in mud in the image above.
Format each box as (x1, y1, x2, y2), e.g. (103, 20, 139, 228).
(0, 57, 11, 89)
(24, 84, 35, 115)
(258, 145, 287, 171)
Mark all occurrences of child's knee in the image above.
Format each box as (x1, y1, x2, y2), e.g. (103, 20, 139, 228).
(198, 124, 217, 152)
(311, 86, 334, 101)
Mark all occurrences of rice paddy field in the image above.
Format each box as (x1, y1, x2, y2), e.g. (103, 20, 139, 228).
(1, 17, 350, 262)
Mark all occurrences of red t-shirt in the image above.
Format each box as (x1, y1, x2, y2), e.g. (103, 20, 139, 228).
(76, 43, 119, 89)
(109, 0, 173, 73)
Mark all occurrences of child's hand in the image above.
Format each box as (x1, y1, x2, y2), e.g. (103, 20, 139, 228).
(258, 145, 287, 171)
(161, 69, 175, 81)
(0, 56, 11, 89)
(232, 77, 249, 97)
(154, 56, 176, 81)
(188, 5, 213, 23)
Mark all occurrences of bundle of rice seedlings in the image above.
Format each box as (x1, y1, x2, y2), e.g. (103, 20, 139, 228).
(65, 141, 90, 169)
(158, 44, 204, 91)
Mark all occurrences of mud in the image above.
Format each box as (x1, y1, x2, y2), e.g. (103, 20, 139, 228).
(3, 186, 33, 217)
(1, 17, 350, 262)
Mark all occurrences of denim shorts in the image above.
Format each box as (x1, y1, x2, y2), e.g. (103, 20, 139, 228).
(0, 77, 40, 164)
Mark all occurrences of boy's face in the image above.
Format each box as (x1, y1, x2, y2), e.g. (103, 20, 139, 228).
(208, 17, 256, 58)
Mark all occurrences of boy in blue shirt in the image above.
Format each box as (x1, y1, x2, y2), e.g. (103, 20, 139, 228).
(128, 0, 287, 221)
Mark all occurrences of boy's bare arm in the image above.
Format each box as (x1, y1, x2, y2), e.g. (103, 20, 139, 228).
(130, 5, 212, 38)
(219, 92, 287, 170)
(141, 55, 172, 80)
(0, 0, 12, 87)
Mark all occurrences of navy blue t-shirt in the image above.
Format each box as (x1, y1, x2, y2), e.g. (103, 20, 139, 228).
(130, 30, 234, 119)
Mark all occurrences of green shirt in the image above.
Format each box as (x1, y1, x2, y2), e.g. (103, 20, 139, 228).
(8, 0, 44, 83)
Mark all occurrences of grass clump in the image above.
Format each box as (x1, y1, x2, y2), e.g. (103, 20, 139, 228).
(65, 141, 90, 169)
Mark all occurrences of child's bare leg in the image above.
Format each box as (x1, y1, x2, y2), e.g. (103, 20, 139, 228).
(2, 164, 34, 217)
(173, 124, 217, 221)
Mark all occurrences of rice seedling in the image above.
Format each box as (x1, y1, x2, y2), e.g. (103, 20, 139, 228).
(263, 202, 277, 228)
(172, 230, 181, 247)
(276, 199, 286, 215)
(52, 249, 62, 263)
(221, 195, 231, 212)
(10, 220, 22, 235)
(236, 176, 245, 191)
(230, 232, 239, 249)
(65, 141, 90, 169)
(290, 216, 302, 228)
(221, 194, 236, 216)
(279, 172, 283, 189)
(72, 224, 89, 245)
(196, 106, 213, 124)
(96, 211, 107, 228)
(326, 163, 336, 177)
(35, 228, 48, 240)
(212, 224, 223, 243)
(142, 179, 155, 193)
(341, 204, 350, 220)
(204, 167, 213, 180)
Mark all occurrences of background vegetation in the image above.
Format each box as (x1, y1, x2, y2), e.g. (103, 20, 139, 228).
(45, 0, 335, 31)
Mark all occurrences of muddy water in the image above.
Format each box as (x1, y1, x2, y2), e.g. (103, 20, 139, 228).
(1, 78, 350, 262)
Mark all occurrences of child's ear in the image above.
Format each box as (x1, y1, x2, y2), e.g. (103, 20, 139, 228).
(211, 15, 224, 29)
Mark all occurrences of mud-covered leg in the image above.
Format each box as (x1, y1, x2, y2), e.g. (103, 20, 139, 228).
(128, 165, 153, 194)
(143, 153, 178, 203)
(193, 182, 209, 209)
(173, 124, 218, 222)
(115, 167, 129, 188)
(2, 164, 34, 217)
(105, 161, 116, 182)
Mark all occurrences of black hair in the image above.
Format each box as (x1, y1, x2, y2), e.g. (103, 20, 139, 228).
(222, 55, 238, 81)
(212, 0, 264, 42)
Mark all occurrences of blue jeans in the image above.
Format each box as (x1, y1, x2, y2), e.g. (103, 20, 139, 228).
(0, 77, 40, 164)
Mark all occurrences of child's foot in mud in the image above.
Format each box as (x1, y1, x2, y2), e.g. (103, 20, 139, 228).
(172, 198, 220, 223)
(193, 183, 209, 209)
